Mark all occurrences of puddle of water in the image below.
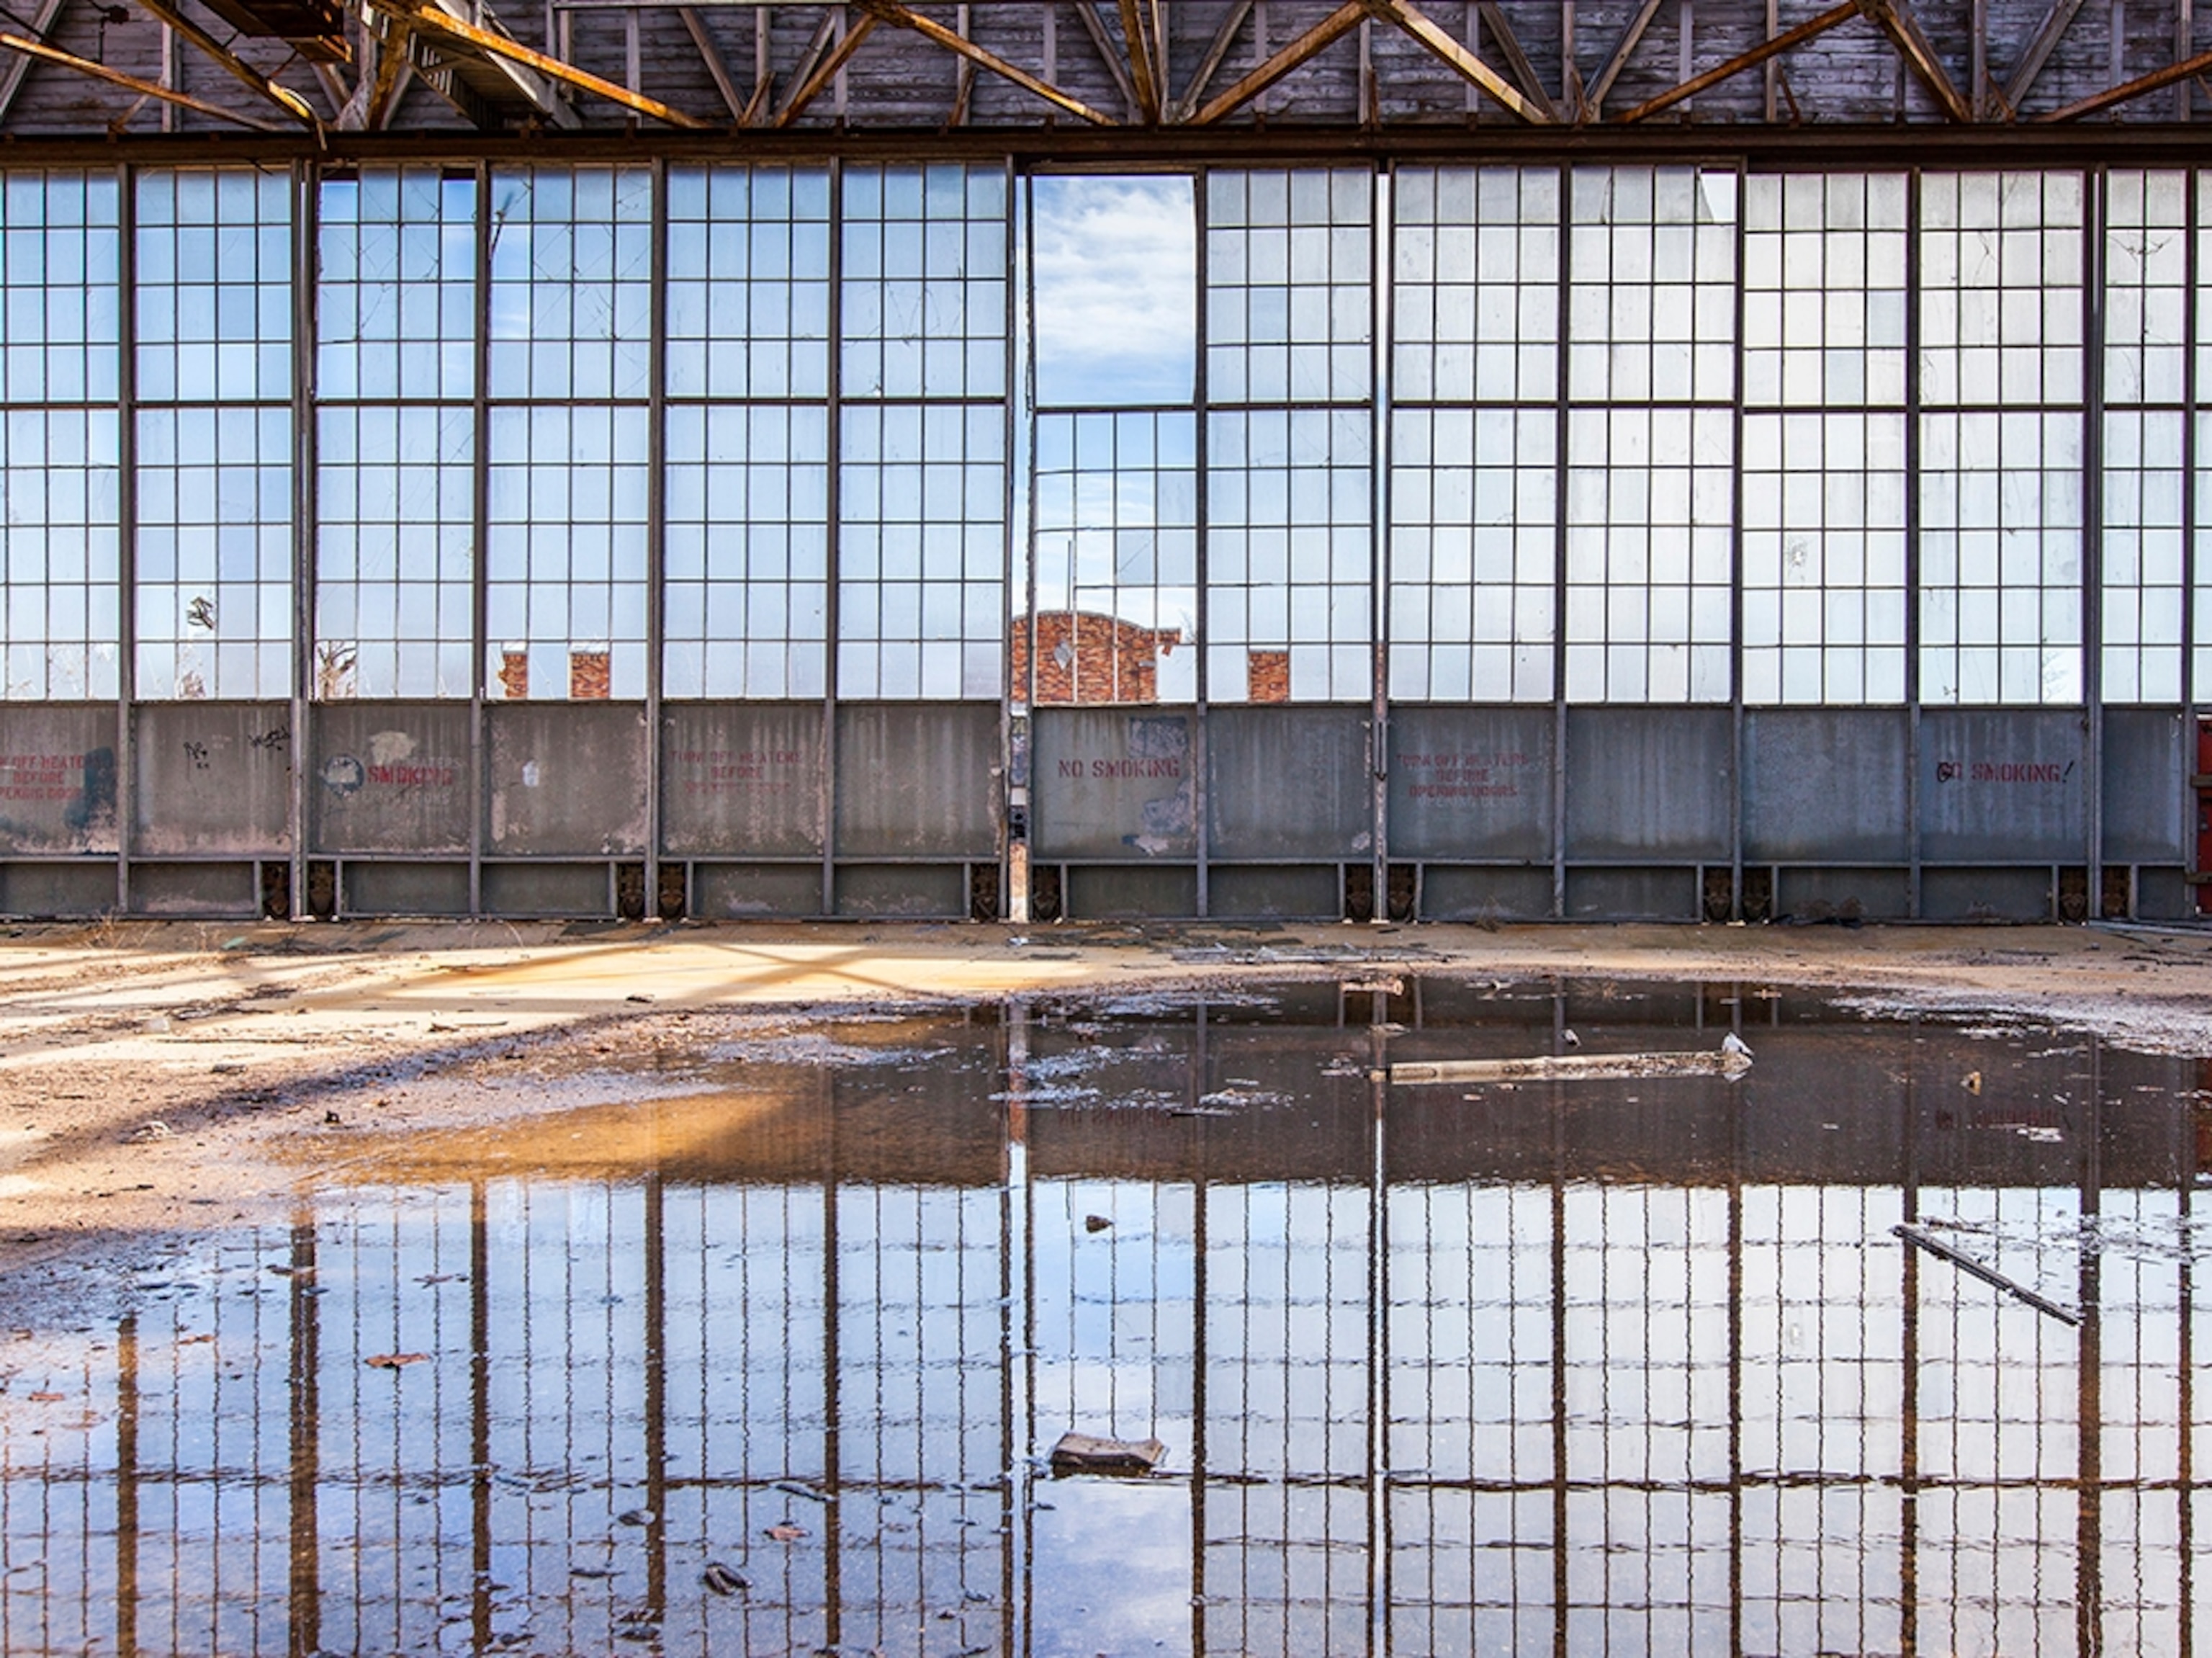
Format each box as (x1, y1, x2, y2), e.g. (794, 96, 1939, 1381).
(2, 980, 2208, 1656)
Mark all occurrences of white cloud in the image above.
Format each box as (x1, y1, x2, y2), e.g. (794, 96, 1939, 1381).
(1033, 176, 1195, 405)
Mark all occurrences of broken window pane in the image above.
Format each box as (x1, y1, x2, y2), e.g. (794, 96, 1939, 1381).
(1031, 175, 1195, 408)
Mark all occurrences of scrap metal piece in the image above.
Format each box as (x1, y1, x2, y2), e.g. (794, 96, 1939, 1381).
(1049, 1432, 1166, 1474)
(1390, 1044, 1753, 1085)
(1892, 1224, 2082, 1326)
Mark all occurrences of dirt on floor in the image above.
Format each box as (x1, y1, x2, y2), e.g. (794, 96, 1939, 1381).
(1, 915, 2208, 1313)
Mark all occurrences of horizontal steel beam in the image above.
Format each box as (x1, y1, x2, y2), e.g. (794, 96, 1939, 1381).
(9, 119, 2212, 166)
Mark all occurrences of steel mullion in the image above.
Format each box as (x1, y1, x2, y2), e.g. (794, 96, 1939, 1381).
(117, 162, 138, 915)
(1551, 161, 1571, 919)
(1905, 166, 1923, 918)
(290, 158, 315, 921)
(2187, 169, 2200, 905)
(2085, 166, 2106, 910)
(1371, 161, 1390, 923)
(646, 157, 668, 920)
(469, 161, 492, 918)
(1000, 155, 1020, 923)
(1194, 163, 1210, 920)
(822, 156, 841, 918)
(1729, 159, 1747, 920)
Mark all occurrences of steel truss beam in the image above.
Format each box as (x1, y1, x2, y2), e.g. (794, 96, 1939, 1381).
(131, 0, 321, 124)
(5, 0, 2212, 138)
(370, 0, 709, 125)
(0, 24, 291, 125)
(858, 0, 1115, 125)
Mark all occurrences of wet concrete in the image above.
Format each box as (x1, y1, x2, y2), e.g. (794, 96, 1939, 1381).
(1, 978, 2206, 1655)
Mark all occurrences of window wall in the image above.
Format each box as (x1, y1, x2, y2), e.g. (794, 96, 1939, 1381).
(315, 168, 475, 699)
(1390, 166, 1559, 703)
(0, 172, 120, 704)
(135, 166, 293, 702)
(1, 161, 2211, 717)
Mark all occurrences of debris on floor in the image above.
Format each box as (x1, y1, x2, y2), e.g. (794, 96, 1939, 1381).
(1048, 1433, 1166, 1475)
(1390, 1037, 1754, 1087)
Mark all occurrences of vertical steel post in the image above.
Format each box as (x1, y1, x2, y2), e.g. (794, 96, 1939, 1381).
(999, 156, 1018, 922)
(1011, 169, 1038, 923)
(290, 158, 315, 919)
(822, 158, 842, 917)
(1194, 166, 1211, 919)
(646, 158, 667, 918)
(1905, 168, 1923, 917)
(1550, 161, 1573, 918)
(2086, 168, 2106, 918)
(116, 163, 138, 915)
(469, 162, 492, 917)
(2185, 171, 2200, 902)
(1371, 164, 1391, 923)
(1729, 161, 1748, 920)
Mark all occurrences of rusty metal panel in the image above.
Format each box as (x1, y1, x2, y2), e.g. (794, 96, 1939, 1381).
(341, 861, 470, 917)
(0, 706, 118, 853)
(1419, 865, 1552, 921)
(129, 859, 258, 915)
(486, 703, 649, 856)
(1743, 709, 1910, 864)
(832, 863, 967, 918)
(310, 703, 472, 855)
(1207, 706, 1370, 861)
(1209, 864, 1339, 920)
(1061, 864, 1197, 918)
(1033, 707, 1197, 861)
(1564, 866, 1700, 920)
(1772, 866, 1912, 921)
(132, 702, 292, 856)
(2102, 708, 2186, 864)
(481, 861, 611, 917)
(1922, 866, 2054, 922)
(1565, 708, 1732, 860)
(1387, 707, 1552, 861)
(0, 861, 114, 915)
(1919, 709, 2087, 863)
(834, 703, 998, 859)
(2136, 867, 2190, 920)
(692, 861, 824, 919)
(661, 703, 826, 859)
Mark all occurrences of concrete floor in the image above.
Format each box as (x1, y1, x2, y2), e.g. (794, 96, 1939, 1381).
(1, 915, 2207, 1301)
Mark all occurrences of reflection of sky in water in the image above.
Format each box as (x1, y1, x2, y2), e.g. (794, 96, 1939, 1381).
(2, 989, 2206, 1655)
